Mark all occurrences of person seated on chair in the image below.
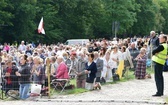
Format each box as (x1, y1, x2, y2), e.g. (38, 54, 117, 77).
(55, 56, 69, 79)
(4, 59, 19, 95)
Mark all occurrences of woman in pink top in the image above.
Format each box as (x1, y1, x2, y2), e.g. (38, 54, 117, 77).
(56, 56, 69, 79)
(3, 43, 10, 53)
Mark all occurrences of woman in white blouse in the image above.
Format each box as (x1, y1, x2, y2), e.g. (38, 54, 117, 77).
(110, 45, 122, 76)
(102, 51, 114, 82)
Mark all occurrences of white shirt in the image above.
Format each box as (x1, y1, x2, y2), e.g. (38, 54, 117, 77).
(110, 51, 122, 68)
(18, 44, 26, 52)
(103, 57, 113, 70)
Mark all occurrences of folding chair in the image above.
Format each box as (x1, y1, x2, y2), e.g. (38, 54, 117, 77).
(50, 65, 73, 93)
(51, 78, 70, 93)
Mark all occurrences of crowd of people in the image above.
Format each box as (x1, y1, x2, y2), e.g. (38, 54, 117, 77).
(0, 31, 167, 100)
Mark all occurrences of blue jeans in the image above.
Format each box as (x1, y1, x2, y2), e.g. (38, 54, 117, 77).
(19, 84, 30, 100)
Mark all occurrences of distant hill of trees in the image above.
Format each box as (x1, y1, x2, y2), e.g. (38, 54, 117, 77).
(0, 0, 168, 44)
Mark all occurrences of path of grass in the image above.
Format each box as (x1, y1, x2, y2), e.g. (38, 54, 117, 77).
(52, 67, 153, 95)
(0, 67, 153, 100)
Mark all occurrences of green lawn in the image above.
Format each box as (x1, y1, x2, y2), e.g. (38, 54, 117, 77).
(51, 67, 153, 95)
(0, 67, 154, 100)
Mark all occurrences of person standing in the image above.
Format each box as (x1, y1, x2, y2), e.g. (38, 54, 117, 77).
(152, 34, 167, 97)
(148, 31, 159, 50)
(3, 43, 10, 53)
(148, 31, 159, 58)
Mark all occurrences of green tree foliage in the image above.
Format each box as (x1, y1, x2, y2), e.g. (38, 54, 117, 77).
(131, 0, 164, 36)
(103, 0, 140, 38)
(0, 0, 168, 44)
(159, 0, 168, 33)
(0, 0, 13, 26)
(0, 0, 14, 42)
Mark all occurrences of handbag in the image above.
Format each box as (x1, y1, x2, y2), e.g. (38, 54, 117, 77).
(31, 84, 42, 94)
(113, 73, 119, 81)
(86, 77, 91, 83)
(86, 76, 94, 83)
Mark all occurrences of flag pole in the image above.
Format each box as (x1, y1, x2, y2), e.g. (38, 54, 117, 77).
(46, 58, 51, 99)
(150, 44, 153, 71)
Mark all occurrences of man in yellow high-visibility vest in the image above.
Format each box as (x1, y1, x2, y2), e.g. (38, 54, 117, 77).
(152, 34, 167, 97)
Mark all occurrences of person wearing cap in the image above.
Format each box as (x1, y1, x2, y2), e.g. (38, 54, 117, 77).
(152, 34, 167, 97)
(69, 52, 77, 78)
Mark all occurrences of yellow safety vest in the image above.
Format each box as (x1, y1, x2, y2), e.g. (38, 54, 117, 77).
(152, 43, 167, 65)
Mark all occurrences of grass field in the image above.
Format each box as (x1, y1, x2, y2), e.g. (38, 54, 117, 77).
(51, 67, 154, 95)
(0, 67, 154, 100)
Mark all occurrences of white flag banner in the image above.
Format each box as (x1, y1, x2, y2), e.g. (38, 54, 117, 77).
(38, 17, 45, 34)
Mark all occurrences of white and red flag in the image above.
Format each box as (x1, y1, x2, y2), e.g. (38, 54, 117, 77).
(38, 17, 45, 34)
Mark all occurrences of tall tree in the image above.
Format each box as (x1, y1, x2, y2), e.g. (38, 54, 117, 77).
(0, 0, 14, 42)
(103, 0, 140, 38)
(131, 0, 164, 36)
(159, 0, 168, 33)
(11, 0, 37, 42)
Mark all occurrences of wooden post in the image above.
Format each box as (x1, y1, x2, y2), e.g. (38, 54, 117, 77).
(46, 58, 50, 98)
